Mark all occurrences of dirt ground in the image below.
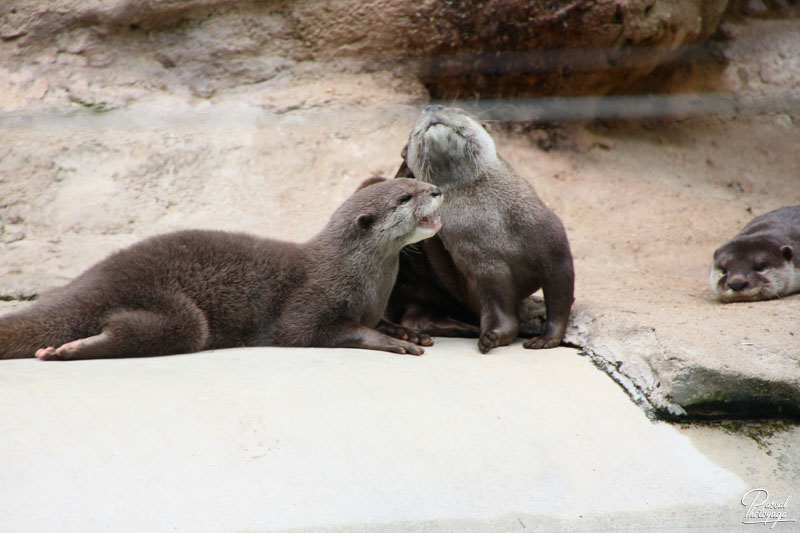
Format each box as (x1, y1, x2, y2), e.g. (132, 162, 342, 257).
(1, 11, 798, 418)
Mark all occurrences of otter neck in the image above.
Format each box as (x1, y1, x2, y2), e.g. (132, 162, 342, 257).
(412, 159, 495, 192)
(308, 224, 405, 264)
(306, 230, 400, 326)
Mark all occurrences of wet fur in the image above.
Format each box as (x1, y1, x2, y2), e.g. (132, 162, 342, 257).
(711, 205, 800, 302)
(387, 106, 575, 352)
(0, 178, 442, 360)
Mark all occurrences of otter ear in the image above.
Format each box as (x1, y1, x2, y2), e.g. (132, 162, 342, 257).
(394, 160, 414, 179)
(781, 245, 794, 262)
(394, 144, 414, 179)
(355, 176, 388, 192)
(356, 213, 375, 232)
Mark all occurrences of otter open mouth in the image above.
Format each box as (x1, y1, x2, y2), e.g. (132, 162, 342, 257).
(418, 215, 442, 231)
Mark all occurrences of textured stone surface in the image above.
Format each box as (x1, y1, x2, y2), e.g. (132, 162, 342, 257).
(0, 0, 730, 111)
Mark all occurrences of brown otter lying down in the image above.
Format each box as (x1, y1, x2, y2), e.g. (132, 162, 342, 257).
(711, 205, 800, 302)
(0, 177, 442, 360)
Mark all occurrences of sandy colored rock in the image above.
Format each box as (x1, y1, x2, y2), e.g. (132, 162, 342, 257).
(1, 0, 729, 112)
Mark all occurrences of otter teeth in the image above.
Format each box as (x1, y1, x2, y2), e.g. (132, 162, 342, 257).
(418, 215, 442, 230)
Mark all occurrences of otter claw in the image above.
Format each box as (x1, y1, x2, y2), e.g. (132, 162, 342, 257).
(402, 343, 424, 356)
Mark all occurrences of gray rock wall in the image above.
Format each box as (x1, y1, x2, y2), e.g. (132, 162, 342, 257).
(1, 0, 729, 110)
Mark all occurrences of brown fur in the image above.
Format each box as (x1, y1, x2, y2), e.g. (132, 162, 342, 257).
(386, 105, 575, 352)
(0, 177, 442, 360)
(711, 205, 800, 302)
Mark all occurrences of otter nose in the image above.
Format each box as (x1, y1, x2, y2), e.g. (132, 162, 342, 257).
(426, 104, 445, 113)
(728, 277, 749, 292)
(431, 187, 443, 197)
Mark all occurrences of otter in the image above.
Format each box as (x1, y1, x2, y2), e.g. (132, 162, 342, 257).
(387, 105, 575, 353)
(0, 177, 443, 360)
(711, 205, 800, 302)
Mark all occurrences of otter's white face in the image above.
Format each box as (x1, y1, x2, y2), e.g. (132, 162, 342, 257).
(402, 191, 443, 245)
(406, 105, 499, 184)
(360, 178, 443, 251)
(711, 240, 799, 302)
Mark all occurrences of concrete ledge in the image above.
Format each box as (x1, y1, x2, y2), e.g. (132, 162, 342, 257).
(0, 339, 753, 532)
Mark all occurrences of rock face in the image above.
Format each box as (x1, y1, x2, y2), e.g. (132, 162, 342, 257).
(1, 0, 729, 111)
(407, 0, 730, 98)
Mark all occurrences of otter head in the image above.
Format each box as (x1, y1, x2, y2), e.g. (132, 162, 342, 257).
(710, 235, 797, 302)
(334, 177, 443, 254)
(404, 105, 499, 185)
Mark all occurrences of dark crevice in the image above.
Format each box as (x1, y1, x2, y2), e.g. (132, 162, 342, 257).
(659, 400, 800, 423)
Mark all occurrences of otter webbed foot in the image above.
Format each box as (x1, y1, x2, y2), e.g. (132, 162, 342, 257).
(523, 336, 561, 350)
(477, 324, 518, 353)
(329, 323, 427, 355)
(36, 332, 113, 361)
(523, 319, 567, 350)
(377, 319, 434, 347)
(477, 302, 519, 353)
(478, 330, 501, 353)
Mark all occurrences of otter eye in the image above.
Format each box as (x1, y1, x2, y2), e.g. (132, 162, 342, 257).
(755, 263, 769, 272)
(398, 194, 412, 204)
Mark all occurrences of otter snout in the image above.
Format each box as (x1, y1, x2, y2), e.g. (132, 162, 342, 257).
(726, 276, 749, 292)
(418, 186, 443, 225)
(408, 186, 443, 243)
(711, 263, 761, 302)
(711, 262, 788, 303)
(425, 124, 467, 159)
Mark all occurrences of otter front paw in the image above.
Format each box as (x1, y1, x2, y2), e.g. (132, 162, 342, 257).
(384, 338, 425, 356)
(403, 329, 434, 346)
(377, 321, 434, 347)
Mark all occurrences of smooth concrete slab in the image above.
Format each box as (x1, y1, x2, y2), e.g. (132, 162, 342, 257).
(0, 338, 794, 532)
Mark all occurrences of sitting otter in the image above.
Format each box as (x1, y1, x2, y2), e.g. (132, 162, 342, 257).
(387, 105, 575, 353)
(711, 205, 800, 302)
(0, 177, 442, 360)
